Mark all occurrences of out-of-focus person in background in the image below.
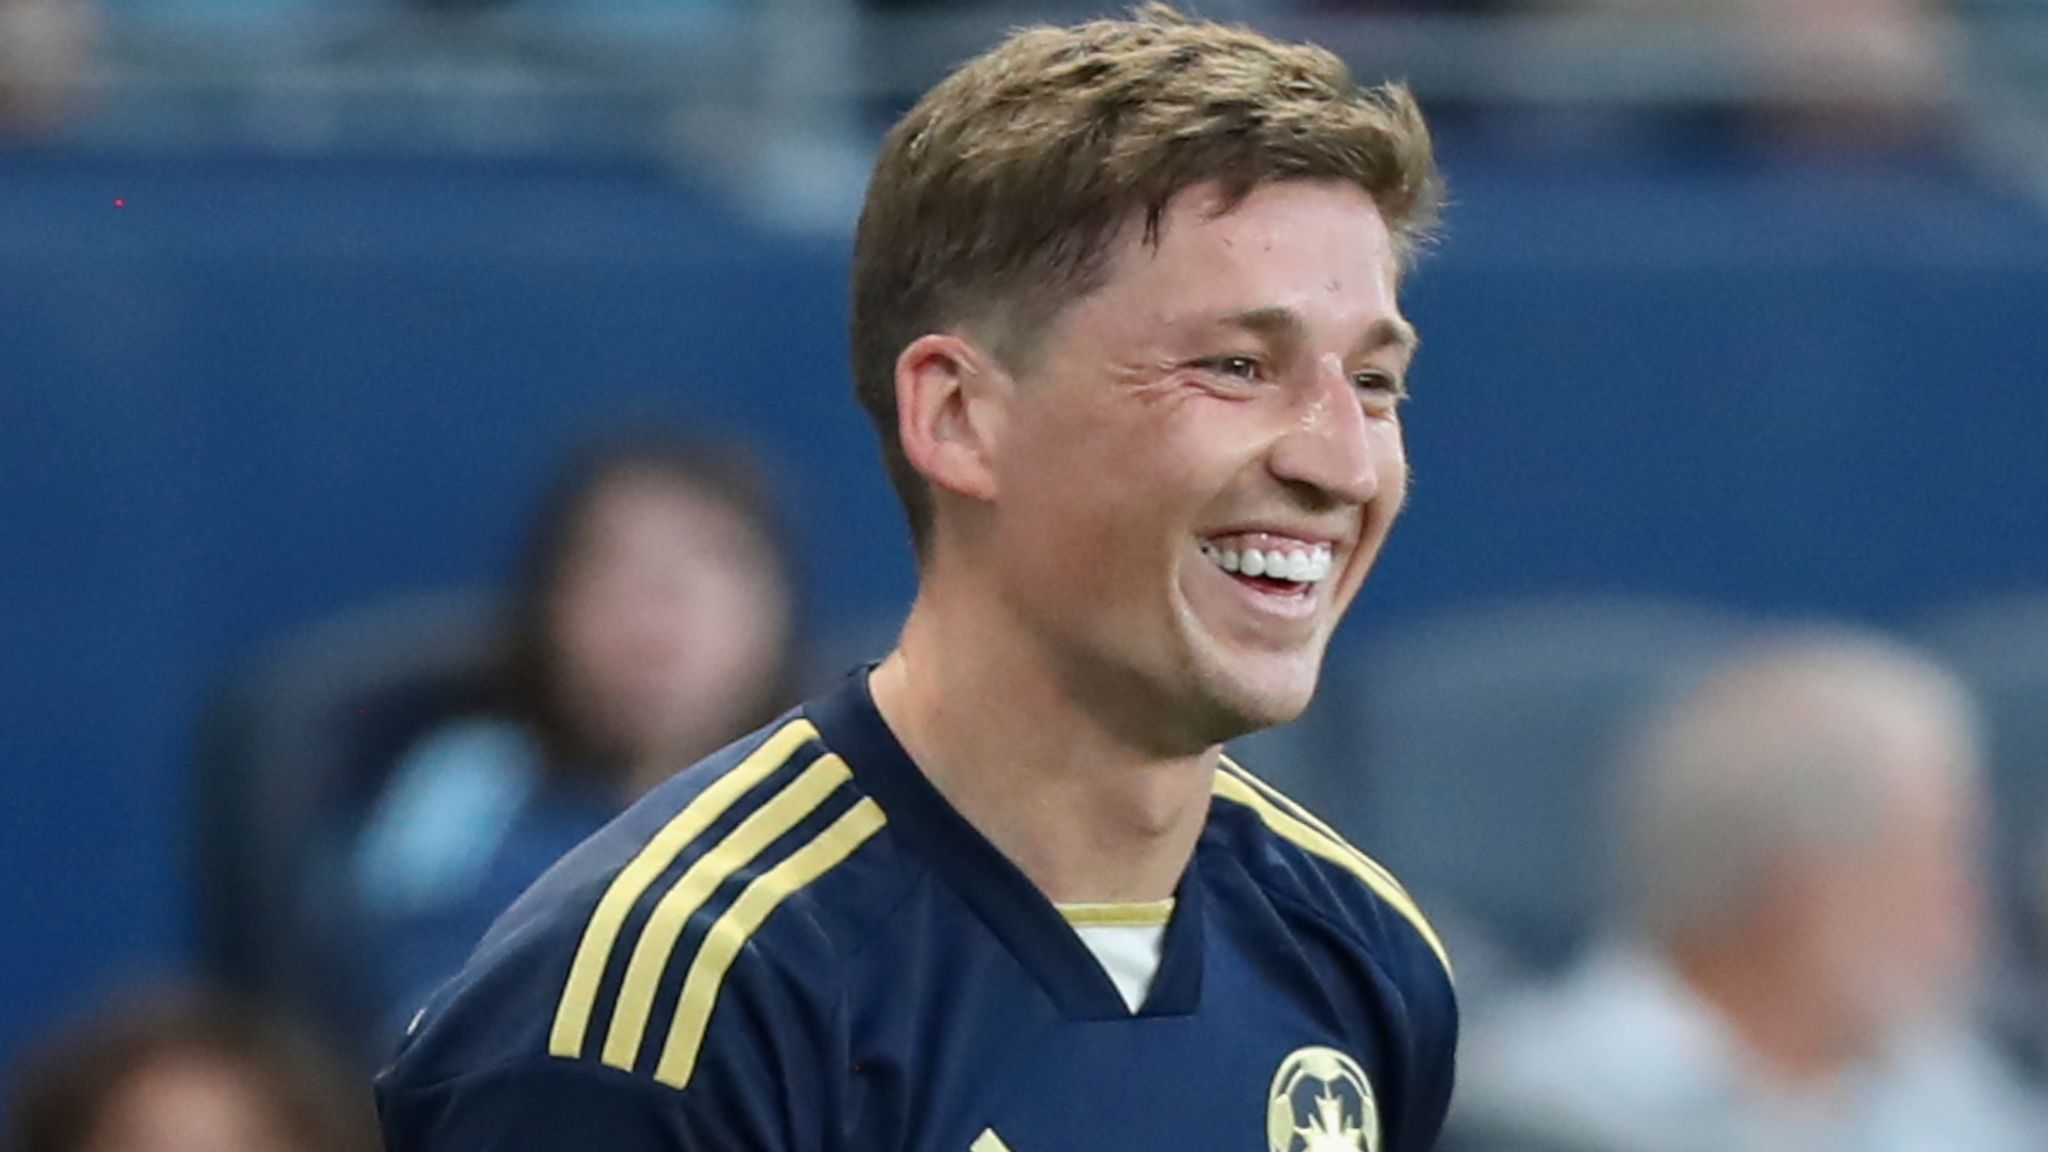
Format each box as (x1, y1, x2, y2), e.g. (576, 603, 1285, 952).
(1565, 0, 1954, 150)
(5, 987, 376, 1152)
(349, 434, 800, 1040)
(1448, 630, 2046, 1152)
(0, 0, 97, 138)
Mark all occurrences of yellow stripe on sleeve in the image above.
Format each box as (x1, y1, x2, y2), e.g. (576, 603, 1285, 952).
(1210, 768, 1452, 978)
(653, 798, 887, 1089)
(549, 719, 816, 1059)
(601, 754, 853, 1070)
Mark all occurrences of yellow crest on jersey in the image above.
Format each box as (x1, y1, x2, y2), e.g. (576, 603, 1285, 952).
(1266, 1045, 1380, 1152)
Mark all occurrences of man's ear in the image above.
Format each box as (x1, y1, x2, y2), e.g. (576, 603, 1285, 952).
(894, 332, 1010, 504)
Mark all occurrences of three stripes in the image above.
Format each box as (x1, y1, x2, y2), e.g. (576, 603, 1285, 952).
(548, 719, 883, 1089)
(541, 715, 1446, 1094)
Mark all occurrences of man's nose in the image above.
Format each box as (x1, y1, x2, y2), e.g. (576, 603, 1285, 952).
(1267, 358, 1381, 507)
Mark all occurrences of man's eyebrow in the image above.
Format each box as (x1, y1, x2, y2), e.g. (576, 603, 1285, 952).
(1218, 306, 1306, 346)
(1361, 317, 1420, 359)
(1212, 308, 1419, 359)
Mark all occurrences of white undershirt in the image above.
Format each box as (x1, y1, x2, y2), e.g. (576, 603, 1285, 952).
(1057, 900, 1175, 1013)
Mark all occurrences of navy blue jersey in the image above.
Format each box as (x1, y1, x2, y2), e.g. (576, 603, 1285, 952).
(376, 671, 1456, 1152)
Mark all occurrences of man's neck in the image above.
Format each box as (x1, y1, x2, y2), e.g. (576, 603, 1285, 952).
(867, 592, 1216, 905)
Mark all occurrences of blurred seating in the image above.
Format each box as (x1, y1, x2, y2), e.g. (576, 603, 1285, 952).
(1288, 596, 1752, 980)
(1919, 590, 2048, 1075)
(1557, 0, 1957, 153)
(1920, 592, 2048, 916)
(523, 0, 736, 32)
(98, 0, 382, 34)
(192, 588, 500, 1064)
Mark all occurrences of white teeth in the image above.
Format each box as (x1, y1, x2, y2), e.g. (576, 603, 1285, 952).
(1201, 538, 1334, 584)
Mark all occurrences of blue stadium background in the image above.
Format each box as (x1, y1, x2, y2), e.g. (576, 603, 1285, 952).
(7, 125, 2048, 1076)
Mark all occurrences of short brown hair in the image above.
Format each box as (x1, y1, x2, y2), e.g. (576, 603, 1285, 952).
(849, 4, 1442, 551)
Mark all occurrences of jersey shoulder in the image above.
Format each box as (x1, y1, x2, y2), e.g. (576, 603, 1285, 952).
(379, 711, 904, 1099)
(1208, 755, 1453, 985)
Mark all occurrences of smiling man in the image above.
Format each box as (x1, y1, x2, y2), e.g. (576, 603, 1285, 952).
(377, 8, 1455, 1151)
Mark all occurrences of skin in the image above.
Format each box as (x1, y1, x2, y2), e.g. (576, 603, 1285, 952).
(870, 178, 1414, 903)
(552, 475, 792, 798)
(82, 1059, 297, 1152)
(1673, 696, 1985, 1086)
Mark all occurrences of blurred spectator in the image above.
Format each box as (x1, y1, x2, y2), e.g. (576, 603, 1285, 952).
(1569, 0, 1955, 150)
(349, 433, 800, 1040)
(1449, 630, 2046, 1152)
(0, 0, 97, 138)
(5, 987, 376, 1152)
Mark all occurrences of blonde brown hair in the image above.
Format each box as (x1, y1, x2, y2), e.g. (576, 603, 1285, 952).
(849, 3, 1442, 550)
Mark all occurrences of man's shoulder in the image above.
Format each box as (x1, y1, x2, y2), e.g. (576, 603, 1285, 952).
(1207, 755, 1454, 987)
(379, 711, 910, 1097)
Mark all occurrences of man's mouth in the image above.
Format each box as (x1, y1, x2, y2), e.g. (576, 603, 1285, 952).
(1198, 533, 1333, 596)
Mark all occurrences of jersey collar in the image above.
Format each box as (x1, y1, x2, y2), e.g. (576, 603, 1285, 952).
(805, 668, 1205, 1020)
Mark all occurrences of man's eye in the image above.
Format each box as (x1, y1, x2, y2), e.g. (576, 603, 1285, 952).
(1353, 370, 1408, 402)
(1199, 356, 1265, 381)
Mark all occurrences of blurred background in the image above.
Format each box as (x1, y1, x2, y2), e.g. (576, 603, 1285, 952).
(6, 0, 2048, 1147)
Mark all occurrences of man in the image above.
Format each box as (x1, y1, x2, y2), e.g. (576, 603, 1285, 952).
(1450, 631, 2045, 1152)
(377, 7, 1456, 1149)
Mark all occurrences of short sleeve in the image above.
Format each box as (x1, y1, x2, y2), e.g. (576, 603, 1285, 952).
(1396, 950, 1458, 1152)
(373, 715, 873, 1152)
(378, 1054, 800, 1152)
(375, 895, 847, 1152)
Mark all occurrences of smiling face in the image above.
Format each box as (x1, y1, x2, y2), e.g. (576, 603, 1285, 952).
(977, 178, 1413, 749)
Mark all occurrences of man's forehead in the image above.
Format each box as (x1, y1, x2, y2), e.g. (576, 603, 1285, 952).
(1128, 183, 1397, 287)
(1050, 180, 1405, 357)
(1144, 253, 1409, 341)
(1155, 178, 1393, 245)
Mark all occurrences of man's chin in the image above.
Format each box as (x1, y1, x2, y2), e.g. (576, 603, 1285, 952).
(1191, 654, 1321, 742)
